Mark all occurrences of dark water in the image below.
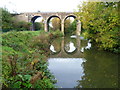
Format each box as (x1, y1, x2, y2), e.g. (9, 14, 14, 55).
(48, 36, 118, 88)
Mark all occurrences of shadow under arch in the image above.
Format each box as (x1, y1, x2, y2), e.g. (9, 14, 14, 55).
(47, 15, 61, 32)
(31, 16, 43, 31)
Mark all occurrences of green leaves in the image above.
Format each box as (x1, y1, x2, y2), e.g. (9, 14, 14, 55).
(13, 81, 21, 88)
(24, 75, 31, 81)
(11, 74, 32, 88)
(1, 8, 13, 32)
(76, 2, 120, 53)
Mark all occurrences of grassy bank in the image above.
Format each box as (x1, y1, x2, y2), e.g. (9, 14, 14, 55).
(2, 30, 63, 88)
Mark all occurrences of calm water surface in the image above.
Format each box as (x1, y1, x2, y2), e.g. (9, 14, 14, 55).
(47, 36, 118, 88)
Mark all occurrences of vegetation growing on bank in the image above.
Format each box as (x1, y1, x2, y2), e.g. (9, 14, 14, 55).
(76, 2, 120, 53)
(2, 30, 63, 88)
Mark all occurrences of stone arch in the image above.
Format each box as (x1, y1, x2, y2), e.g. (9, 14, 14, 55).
(31, 16, 43, 31)
(47, 15, 61, 31)
(64, 14, 77, 21)
(31, 16, 41, 22)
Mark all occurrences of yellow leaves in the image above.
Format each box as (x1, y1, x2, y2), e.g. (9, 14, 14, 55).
(31, 62, 34, 65)
(52, 18, 61, 30)
(29, 50, 34, 54)
(95, 38, 99, 43)
(31, 59, 39, 65)
(88, 79, 91, 82)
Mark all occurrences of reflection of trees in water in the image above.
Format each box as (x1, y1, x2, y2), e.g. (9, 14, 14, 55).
(64, 42, 76, 52)
(80, 40, 88, 47)
(76, 48, 118, 88)
(50, 37, 118, 88)
(64, 43, 70, 51)
(64, 37, 77, 47)
(50, 38, 62, 52)
(64, 37, 77, 53)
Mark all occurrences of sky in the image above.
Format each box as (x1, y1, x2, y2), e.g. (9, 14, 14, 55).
(0, 0, 85, 13)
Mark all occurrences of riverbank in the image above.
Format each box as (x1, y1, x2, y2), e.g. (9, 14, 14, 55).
(2, 30, 63, 88)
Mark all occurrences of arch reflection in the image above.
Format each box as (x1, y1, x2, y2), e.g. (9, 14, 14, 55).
(49, 36, 86, 58)
(49, 38, 62, 55)
(64, 41, 77, 54)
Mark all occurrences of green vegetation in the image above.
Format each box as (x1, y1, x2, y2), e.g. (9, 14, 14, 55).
(1, 1, 119, 88)
(51, 18, 61, 31)
(34, 22, 44, 31)
(2, 30, 63, 88)
(1, 8, 43, 32)
(76, 2, 120, 53)
(1, 8, 13, 32)
(50, 17, 77, 35)
(12, 21, 31, 31)
(64, 20, 77, 35)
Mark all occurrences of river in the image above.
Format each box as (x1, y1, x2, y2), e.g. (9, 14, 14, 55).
(47, 35, 118, 88)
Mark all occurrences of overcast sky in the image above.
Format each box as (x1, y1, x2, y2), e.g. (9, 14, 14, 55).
(0, 0, 85, 13)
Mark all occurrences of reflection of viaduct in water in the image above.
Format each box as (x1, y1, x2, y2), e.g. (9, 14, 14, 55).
(13, 12, 81, 35)
(50, 37, 84, 58)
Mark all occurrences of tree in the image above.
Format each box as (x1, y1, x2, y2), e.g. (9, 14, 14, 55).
(52, 18, 60, 31)
(76, 1, 120, 53)
(1, 8, 32, 32)
(68, 20, 77, 34)
(64, 18, 77, 35)
(64, 18, 71, 30)
(34, 22, 44, 31)
(1, 8, 13, 32)
(12, 21, 31, 31)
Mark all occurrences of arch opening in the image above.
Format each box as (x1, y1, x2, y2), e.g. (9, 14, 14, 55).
(31, 16, 44, 31)
(64, 15, 77, 36)
(47, 16, 61, 32)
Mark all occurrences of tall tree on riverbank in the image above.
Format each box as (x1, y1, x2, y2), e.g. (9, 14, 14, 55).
(76, 1, 120, 53)
(1, 8, 14, 32)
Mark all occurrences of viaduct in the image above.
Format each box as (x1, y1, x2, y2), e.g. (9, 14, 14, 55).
(14, 12, 81, 35)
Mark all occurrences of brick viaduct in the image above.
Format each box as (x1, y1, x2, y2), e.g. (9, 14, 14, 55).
(14, 12, 81, 35)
